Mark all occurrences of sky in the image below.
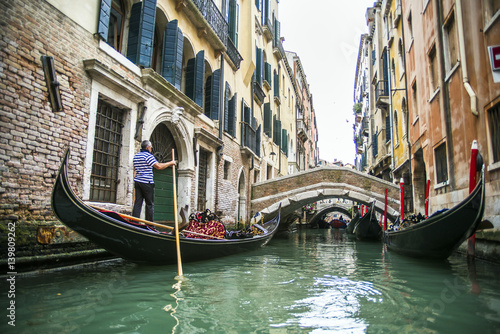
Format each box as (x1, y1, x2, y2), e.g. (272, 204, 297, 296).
(279, 0, 375, 165)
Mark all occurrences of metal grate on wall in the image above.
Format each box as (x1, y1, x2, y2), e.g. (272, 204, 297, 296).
(90, 99, 124, 202)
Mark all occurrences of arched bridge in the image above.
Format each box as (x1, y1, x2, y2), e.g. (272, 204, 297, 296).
(251, 166, 401, 222)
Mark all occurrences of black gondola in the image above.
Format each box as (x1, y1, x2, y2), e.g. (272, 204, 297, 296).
(352, 202, 382, 241)
(384, 169, 485, 259)
(51, 149, 281, 265)
(346, 212, 360, 235)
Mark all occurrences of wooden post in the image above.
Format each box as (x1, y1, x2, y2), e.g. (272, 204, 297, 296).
(425, 179, 430, 218)
(400, 178, 405, 221)
(467, 140, 478, 256)
(384, 189, 388, 231)
(172, 149, 183, 276)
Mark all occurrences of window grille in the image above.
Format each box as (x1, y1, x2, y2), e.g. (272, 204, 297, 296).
(90, 99, 124, 202)
(435, 143, 448, 184)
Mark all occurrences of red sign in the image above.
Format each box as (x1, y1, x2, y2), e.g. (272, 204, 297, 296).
(490, 45, 500, 71)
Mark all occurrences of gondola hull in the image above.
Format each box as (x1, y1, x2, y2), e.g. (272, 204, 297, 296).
(384, 171, 485, 259)
(51, 150, 280, 265)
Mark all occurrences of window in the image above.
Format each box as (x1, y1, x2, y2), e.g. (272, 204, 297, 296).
(90, 99, 124, 202)
(204, 69, 221, 120)
(443, 12, 459, 74)
(263, 102, 272, 137)
(411, 81, 418, 119)
(385, 112, 391, 143)
(428, 46, 439, 93)
(224, 160, 231, 180)
(483, 0, 500, 30)
(224, 82, 237, 137)
(488, 102, 500, 163)
(185, 51, 205, 106)
(408, 11, 413, 40)
(394, 111, 399, 145)
(434, 142, 448, 184)
(401, 98, 407, 135)
(223, 0, 239, 47)
(107, 0, 125, 52)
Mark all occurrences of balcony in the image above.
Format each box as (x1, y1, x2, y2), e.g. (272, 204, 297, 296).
(241, 122, 261, 157)
(263, 17, 274, 41)
(297, 119, 309, 142)
(226, 37, 243, 70)
(178, 0, 227, 53)
(253, 81, 266, 105)
(375, 80, 389, 106)
(273, 37, 285, 60)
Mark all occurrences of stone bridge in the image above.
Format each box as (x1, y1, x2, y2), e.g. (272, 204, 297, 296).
(251, 166, 401, 222)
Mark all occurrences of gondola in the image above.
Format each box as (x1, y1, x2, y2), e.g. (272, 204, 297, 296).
(346, 212, 360, 235)
(352, 202, 382, 241)
(384, 169, 485, 259)
(331, 219, 347, 229)
(51, 149, 281, 265)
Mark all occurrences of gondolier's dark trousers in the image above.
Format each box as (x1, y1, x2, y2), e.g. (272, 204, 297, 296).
(132, 182, 155, 222)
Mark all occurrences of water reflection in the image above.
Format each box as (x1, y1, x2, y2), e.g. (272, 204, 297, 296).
(1, 229, 500, 333)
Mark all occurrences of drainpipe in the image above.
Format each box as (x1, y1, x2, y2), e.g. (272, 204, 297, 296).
(387, 47, 395, 177)
(456, 0, 478, 116)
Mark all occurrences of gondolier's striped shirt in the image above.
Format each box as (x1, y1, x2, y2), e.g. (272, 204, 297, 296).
(133, 150, 158, 184)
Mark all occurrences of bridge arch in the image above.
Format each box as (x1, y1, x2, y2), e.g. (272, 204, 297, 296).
(308, 203, 352, 226)
(251, 166, 400, 222)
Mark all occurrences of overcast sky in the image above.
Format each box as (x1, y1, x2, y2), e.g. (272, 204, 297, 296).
(279, 0, 375, 165)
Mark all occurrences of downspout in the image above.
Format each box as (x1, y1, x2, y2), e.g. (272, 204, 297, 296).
(456, 0, 478, 116)
(387, 47, 395, 176)
(400, 0, 412, 208)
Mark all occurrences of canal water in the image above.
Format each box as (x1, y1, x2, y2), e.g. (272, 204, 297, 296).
(2, 228, 500, 333)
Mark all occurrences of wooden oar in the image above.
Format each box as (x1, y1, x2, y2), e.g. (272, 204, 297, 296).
(89, 205, 225, 240)
(172, 149, 183, 277)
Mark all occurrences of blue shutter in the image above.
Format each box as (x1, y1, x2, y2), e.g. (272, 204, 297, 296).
(126, 0, 157, 67)
(161, 20, 183, 89)
(97, 0, 112, 41)
(256, 124, 261, 157)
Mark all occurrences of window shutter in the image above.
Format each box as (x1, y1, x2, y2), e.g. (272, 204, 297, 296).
(282, 129, 288, 154)
(161, 20, 183, 89)
(204, 69, 220, 120)
(185, 51, 205, 106)
(229, 0, 237, 43)
(229, 93, 237, 137)
(224, 83, 230, 132)
(195, 51, 205, 107)
(256, 124, 261, 157)
(97, 0, 112, 41)
(255, 46, 262, 85)
(264, 102, 272, 136)
(385, 113, 391, 142)
(126, 0, 157, 67)
(264, 62, 271, 84)
(274, 73, 279, 97)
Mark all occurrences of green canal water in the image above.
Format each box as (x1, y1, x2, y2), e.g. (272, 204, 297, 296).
(2, 229, 500, 333)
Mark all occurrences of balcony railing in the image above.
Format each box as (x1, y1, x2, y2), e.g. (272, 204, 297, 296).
(273, 37, 285, 60)
(192, 0, 228, 44)
(241, 122, 261, 157)
(253, 81, 266, 105)
(297, 119, 308, 141)
(375, 80, 389, 106)
(226, 37, 242, 69)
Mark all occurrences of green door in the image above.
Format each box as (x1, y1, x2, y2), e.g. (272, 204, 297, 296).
(150, 123, 178, 223)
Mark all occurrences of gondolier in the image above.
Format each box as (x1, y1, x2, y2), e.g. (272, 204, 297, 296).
(132, 140, 176, 221)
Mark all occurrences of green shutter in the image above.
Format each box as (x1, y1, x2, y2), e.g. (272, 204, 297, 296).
(97, 0, 112, 41)
(161, 20, 183, 89)
(224, 83, 230, 132)
(185, 51, 205, 106)
(228, 93, 237, 137)
(205, 70, 220, 120)
(264, 102, 272, 137)
(255, 47, 262, 85)
(126, 0, 157, 67)
(274, 72, 279, 97)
